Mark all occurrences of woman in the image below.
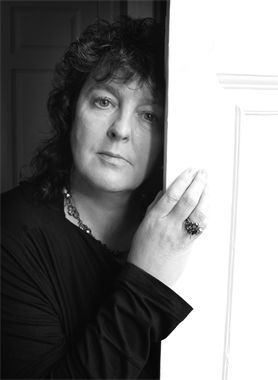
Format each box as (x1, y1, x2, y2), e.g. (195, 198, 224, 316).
(1, 17, 207, 379)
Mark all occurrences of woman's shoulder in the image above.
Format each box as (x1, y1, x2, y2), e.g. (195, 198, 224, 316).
(1, 182, 64, 236)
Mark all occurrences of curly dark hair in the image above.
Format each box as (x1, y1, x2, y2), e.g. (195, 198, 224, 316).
(27, 16, 166, 203)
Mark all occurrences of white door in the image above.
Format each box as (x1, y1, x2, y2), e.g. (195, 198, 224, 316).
(163, 0, 278, 379)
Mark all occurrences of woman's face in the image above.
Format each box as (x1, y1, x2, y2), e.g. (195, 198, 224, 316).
(70, 75, 164, 194)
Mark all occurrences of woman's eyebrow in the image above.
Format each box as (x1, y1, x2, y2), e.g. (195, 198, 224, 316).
(86, 83, 121, 98)
(86, 82, 162, 108)
(140, 100, 163, 107)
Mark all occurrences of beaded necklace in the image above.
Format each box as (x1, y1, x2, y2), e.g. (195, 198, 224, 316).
(63, 188, 128, 257)
(63, 188, 92, 235)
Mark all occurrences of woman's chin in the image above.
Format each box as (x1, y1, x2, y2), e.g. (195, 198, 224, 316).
(84, 173, 141, 195)
(72, 162, 145, 195)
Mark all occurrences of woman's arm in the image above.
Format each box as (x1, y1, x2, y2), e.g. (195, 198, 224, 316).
(1, 240, 192, 379)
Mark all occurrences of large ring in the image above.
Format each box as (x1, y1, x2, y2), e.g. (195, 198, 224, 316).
(184, 218, 204, 236)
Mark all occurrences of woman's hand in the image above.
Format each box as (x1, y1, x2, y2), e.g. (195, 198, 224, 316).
(127, 168, 208, 287)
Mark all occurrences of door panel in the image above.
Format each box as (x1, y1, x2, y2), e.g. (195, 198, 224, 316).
(13, 70, 53, 179)
(226, 112, 278, 380)
(164, 0, 278, 379)
(12, 7, 80, 50)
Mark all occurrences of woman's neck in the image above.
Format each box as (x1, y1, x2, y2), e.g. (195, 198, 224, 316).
(66, 175, 144, 251)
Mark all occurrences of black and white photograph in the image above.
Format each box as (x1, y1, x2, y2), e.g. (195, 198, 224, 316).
(1, 0, 278, 379)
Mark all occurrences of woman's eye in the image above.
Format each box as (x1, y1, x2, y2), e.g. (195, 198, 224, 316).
(143, 112, 156, 123)
(94, 97, 112, 109)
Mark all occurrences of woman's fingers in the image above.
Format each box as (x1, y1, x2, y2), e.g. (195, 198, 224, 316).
(187, 187, 208, 230)
(169, 170, 208, 222)
(129, 168, 208, 287)
(155, 168, 197, 216)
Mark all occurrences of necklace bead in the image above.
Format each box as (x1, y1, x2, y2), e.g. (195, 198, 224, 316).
(63, 187, 123, 257)
(64, 188, 92, 237)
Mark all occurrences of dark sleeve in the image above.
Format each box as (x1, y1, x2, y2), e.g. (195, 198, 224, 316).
(1, 234, 193, 379)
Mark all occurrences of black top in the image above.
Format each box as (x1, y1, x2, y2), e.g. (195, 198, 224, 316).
(1, 183, 193, 379)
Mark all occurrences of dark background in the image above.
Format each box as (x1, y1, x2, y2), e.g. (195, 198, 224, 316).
(1, 0, 168, 193)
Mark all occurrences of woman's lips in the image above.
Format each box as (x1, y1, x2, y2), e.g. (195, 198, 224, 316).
(97, 152, 132, 165)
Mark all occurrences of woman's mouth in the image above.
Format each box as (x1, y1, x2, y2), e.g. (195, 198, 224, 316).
(97, 152, 132, 166)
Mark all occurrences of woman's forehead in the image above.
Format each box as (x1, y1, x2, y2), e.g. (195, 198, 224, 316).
(83, 75, 161, 105)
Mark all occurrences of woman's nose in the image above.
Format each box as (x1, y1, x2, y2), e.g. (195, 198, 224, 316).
(106, 113, 131, 142)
